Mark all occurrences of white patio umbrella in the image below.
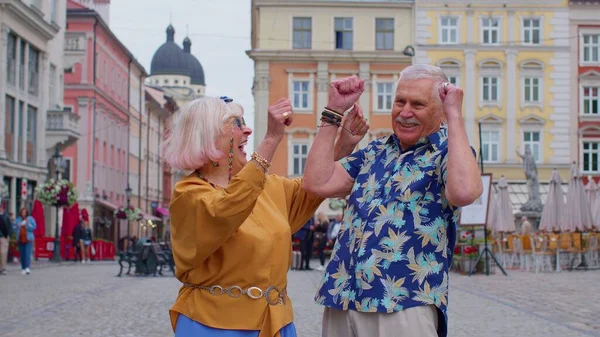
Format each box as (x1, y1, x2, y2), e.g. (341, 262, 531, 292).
(495, 176, 515, 233)
(487, 189, 499, 232)
(564, 163, 594, 232)
(584, 176, 598, 208)
(539, 169, 565, 232)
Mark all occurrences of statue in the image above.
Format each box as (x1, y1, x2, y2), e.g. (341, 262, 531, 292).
(516, 147, 543, 212)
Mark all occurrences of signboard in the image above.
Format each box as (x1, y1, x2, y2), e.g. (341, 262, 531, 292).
(459, 173, 493, 226)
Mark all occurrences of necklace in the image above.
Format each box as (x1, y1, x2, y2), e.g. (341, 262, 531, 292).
(196, 171, 224, 189)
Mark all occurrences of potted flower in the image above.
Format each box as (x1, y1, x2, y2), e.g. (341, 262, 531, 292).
(35, 179, 78, 207)
(0, 180, 8, 199)
(460, 245, 479, 273)
(115, 205, 142, 222)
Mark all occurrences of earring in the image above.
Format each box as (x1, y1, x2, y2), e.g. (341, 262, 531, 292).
(212, 162, 219, 167)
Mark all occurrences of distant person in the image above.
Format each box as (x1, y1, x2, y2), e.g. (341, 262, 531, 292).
(14, 207, 36, 275)
(520, 216, 533, 235)
(314, 212, 330, 271)
(0, 205, 12, 275)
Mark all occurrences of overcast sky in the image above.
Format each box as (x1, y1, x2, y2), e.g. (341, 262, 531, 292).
(110, 0, 256, 151)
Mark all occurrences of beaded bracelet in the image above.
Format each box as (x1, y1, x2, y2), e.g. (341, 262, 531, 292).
(251, 152, 271, 171)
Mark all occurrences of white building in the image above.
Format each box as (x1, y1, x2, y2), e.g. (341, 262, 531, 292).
(0, 0, 78, 217)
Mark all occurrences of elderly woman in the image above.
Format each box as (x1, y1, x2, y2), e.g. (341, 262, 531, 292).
(163, 95, 368, 337)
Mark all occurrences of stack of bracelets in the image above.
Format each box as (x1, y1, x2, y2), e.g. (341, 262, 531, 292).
(320, 107, 344, 127)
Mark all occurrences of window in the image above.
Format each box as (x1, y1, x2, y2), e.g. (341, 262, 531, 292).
(50, 0, 57, 23)
(28, 46, 39, 96)
(481, 18, 500, 44)
(292, 143, 309, 176)
(520, 61, 543, 107)
(293, 17, 312, 49)
(62, 158, 72, 182)
(481, 130, 500, 163)
(376, 82, 394, 111)
(583, 87, 599, 115)
(582, 34, 600, 63)
(440, 16, 458, 44)
(482, 77, 498, 101)
(439, 60, 461, 87)
(291, 80, 310, 110)
(524, 78, 540, 103)
(5, 96, 15, 161)
(26, 105, 37, 165)
(334, 18, 353, 50)
(49, 64, 57, 107)
(583, 141, 600, 173)
(376, 18, 394, 50)
(31, 0, 41, 9)
(6, 33, 16, 85)
(103, 60, 107, 85)
(479, 61, 501, 105)
(19, 40, 26, 90)
(523, 18, 541, 45)
(111, 69, 115, 91)
(522, 131, 541, 162)
(17, 101, 24, 163)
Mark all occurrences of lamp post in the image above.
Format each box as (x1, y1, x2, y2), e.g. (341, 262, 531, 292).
(125, 185, 132, 250)
(50, 145, 64, 263)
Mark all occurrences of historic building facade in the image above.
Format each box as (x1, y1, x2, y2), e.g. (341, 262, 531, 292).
(414, 0, 572, 209)
(63, 0, 147, 242)
(570, 0, 600, 181)
(0, 0, 73, 226)
(247, 0, 415, 213)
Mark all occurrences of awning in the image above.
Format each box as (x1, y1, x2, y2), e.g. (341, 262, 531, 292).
(156, 207, 170, 217)
(96, 198, 118, 211)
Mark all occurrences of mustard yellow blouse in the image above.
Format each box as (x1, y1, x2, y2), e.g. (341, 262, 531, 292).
(168, 162, 324, 337)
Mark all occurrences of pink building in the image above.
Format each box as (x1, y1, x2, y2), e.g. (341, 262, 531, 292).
(63, 0, 147, 243)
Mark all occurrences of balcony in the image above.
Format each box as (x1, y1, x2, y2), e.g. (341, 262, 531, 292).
(46, 108, 80, 153)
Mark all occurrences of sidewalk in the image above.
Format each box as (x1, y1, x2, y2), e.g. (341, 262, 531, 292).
(4, 258, 115, 272)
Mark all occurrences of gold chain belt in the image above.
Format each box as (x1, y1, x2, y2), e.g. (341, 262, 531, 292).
(182, 284, 287, 306)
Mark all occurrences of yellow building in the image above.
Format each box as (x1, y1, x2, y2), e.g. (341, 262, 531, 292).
(415, 0, 572, 212)
(247, 0, 415, 215)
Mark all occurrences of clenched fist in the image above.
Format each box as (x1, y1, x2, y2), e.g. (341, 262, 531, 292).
(265, 98, 294, 142)
(327, 76, 364, 114)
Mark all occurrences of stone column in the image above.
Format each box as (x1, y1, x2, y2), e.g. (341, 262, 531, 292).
(505, 49, 518, 163)
(316, 61, 329, 127)
(77, 98, 90, 198)
(13, 36, 21, 161)
(38, 53, 49, 167)
(9, 176, 16, 215)
(358, 62, 371, 149)
(464, 49, 476, 144)
(466, 10, 474, 44)
(0, 25, 8, 159)
(252, 61, 270, 151)
(507, 11, 515, 46)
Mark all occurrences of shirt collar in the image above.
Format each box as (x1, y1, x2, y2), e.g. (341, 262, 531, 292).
(386, 126, 448, 152)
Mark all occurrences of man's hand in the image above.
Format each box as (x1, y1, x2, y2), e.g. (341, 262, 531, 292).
(327, 75, 365, 114)
(438, 82, 463, 122)
(339, 104, 369, 146)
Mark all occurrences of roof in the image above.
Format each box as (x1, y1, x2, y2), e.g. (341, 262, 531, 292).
(66, 6, 148, 77)
(150, 25, 206, 86)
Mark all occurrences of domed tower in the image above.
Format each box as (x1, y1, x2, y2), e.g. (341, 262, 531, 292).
(149, 25, 191, 88)
(182, 36, 206, 97)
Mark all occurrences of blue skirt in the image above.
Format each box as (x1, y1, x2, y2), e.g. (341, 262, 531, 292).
(175, 314, 297, 337)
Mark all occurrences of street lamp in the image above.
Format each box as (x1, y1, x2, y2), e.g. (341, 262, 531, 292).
(125, 185, 132, 250)
(50, 145, 64, 263)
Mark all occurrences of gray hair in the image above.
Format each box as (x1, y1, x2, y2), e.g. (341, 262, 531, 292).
(398, 64, 449, 105)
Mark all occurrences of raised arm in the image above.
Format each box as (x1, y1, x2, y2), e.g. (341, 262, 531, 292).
(303, 76, 367, 198)
(170, 98, 293, 273)
(439, 83, 483, 207)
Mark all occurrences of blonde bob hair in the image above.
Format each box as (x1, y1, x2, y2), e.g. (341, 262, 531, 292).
(162, 96, 244, 171)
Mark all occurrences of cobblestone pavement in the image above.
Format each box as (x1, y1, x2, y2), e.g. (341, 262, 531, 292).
(0, 260, 598, 337)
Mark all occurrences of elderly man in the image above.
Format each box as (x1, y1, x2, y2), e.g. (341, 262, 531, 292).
(303, 64, 483, 337)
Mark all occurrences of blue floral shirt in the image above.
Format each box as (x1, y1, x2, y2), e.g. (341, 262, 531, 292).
(315, 127, 472, 337)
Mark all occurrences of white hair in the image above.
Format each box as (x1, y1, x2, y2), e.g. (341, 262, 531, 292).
(398, 64, 449, 104)
(162, 96, 244, 171)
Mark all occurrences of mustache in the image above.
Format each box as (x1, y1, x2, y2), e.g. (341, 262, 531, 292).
(395, 117, 420, 125)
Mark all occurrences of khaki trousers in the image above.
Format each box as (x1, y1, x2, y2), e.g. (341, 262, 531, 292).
(322, 305, 439, 337)
(0, 237, 9, 271)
